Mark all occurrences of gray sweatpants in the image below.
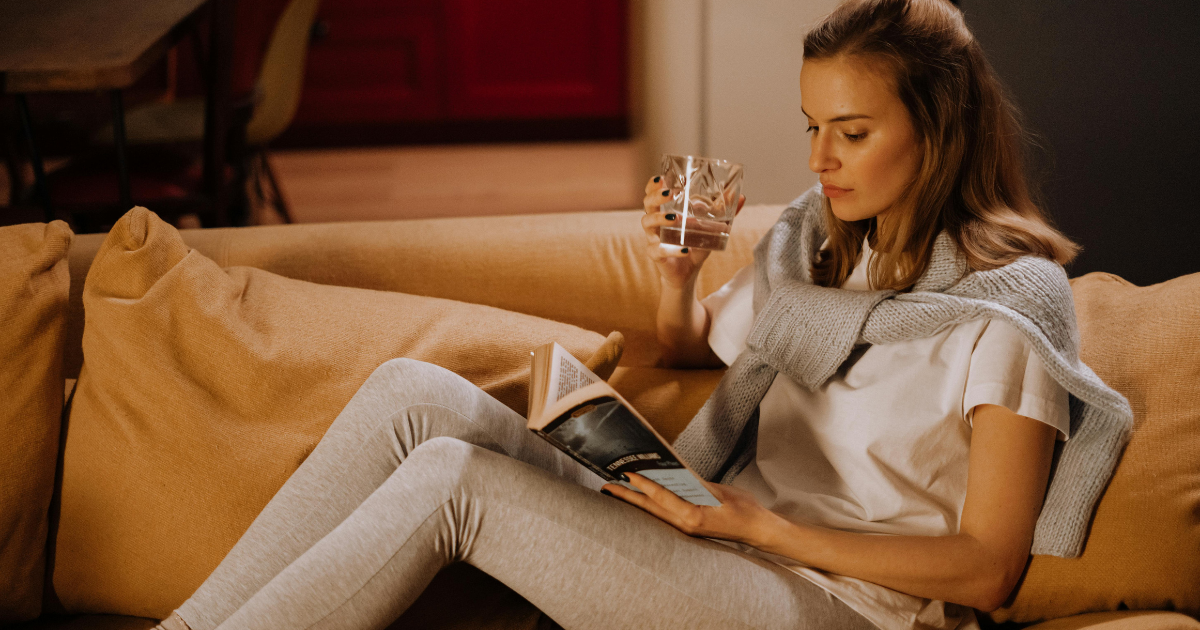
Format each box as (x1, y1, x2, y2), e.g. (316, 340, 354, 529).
(174, 358, 876, 630)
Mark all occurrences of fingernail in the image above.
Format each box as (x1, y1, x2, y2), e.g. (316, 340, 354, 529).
(618, 473, 630, 482)
(653, 176, 661, 183)
(664, 213, 676, 221)
(661, 190, 669, 197)
(601, 489, 613, 497)
(680, 247, 690, 254)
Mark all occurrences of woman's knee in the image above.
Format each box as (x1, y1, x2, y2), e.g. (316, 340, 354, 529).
(355, 358, 477, 410)
(338, 358, 524, 457)
(327, 359, 459, 436)
(368, 358, 460, 389)
(403, 436, 496, 484)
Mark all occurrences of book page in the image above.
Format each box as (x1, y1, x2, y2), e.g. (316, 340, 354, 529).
(549, 345, 600, 404)
(630, 469, 721, 507)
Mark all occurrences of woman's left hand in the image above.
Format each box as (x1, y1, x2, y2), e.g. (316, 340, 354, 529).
(602, 473, 776, 546)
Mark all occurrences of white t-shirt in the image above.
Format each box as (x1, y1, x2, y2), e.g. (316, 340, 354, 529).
(701, 236, 1070, 630)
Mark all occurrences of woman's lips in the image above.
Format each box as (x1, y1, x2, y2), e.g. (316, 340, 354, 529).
(822, 184, 852, 198)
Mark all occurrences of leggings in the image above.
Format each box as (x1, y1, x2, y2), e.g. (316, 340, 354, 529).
(173, 358, 877, 630)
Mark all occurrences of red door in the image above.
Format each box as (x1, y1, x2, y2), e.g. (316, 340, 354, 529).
(443, 0, 626, 119)
(294, 0, 444, 126)
(290, 0, 627, 140)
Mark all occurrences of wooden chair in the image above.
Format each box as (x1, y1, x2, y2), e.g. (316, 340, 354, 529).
(91, 0, 321, 225)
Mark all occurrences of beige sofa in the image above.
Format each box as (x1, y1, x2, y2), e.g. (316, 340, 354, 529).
(4, 205, 1198, 629)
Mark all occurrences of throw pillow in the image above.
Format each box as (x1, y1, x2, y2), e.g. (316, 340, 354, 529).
(989, 271, 1200, 622)
(49, 208, 621, 618)
(0, 221, 73, 623)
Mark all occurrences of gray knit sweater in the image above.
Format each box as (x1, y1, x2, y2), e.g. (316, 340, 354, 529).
(673, 183, 1133, 558)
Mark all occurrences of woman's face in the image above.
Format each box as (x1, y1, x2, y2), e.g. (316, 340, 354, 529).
(800, 56, 924, 229)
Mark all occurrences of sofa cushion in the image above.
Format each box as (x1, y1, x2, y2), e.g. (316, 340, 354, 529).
(0, 221, 73, 623)
(49, 208, 620, 618)
(1023, 610, 1200, 630)
(14, 614, 157, 629)
(608, 366, 728, 443)
(988, 271, 1200, 623)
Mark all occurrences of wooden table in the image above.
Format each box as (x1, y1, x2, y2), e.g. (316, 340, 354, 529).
(0, 0, 235, 224)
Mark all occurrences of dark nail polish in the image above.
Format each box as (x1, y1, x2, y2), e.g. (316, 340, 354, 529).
(680, 247, 690, 254)
(664, 213, 676, 221)
(618, 473, 630, 482)
(653, 176, 661, 183)
(601, 489, 613, 497)
(661, 190, 670, 197)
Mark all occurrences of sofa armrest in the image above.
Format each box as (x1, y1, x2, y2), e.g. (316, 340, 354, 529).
(1022, 611, 1200, 630)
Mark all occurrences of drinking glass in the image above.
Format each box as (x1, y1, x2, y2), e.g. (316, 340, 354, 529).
(658, 154, 744, 251)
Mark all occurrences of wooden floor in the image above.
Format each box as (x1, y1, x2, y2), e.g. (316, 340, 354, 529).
(263, 140, 645, 225)
(1, 141, 645, 227)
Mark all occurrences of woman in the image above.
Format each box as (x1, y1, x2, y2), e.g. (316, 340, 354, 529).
(156, 1, 1130, 629)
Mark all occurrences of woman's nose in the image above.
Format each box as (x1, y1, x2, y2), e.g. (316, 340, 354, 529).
(808, 132, 839, 173)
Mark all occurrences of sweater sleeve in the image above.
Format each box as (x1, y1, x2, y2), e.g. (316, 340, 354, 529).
(963, 318, 1072, 441)
(700, 263, 756, 366)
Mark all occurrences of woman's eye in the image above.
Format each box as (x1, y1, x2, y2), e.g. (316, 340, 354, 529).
(806, 125, 864, 142)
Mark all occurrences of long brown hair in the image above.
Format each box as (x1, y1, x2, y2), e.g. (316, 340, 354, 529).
(805, 0, 1080, 291)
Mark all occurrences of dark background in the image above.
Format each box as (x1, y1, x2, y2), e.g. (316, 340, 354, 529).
(958, 0, 1199, 286)
(276, 0, 628, 147)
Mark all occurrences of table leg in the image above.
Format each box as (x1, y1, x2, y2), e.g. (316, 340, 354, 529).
(110, 90, 133, 210)
(14, 94, 52, 221)
(202, 0, 235, 226)
(190, 18, 210, 86)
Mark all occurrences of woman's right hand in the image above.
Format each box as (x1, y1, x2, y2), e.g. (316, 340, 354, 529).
(641, 176, 713, 289)
(642, 175, 739, 368)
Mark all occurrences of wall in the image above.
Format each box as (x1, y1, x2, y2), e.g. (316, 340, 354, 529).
(636, 0, 838, 204)
(705, 0, 838, 205)
(959, 0, 1200, 284)
(634, 0, 705, 180)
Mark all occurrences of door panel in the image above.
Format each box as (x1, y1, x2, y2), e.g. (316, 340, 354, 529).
(443, 0, 626, 119)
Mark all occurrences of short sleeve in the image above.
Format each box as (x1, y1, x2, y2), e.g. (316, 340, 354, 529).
(700, 263, 756, 366)
(962, 318, 1071, 441)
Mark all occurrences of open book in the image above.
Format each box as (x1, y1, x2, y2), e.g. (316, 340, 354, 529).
(527, 342, 720, 507)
